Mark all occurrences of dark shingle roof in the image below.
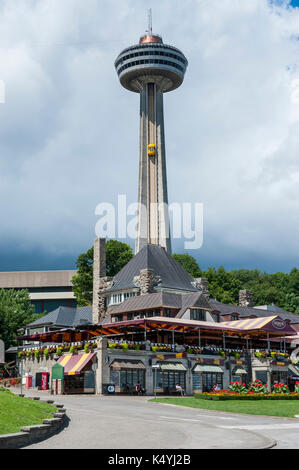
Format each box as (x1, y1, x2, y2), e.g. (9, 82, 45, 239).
(27, 306, 92, 328)
(106, 244, 199, 293)
(210, 300, 299, 324)
(108, 291, 211, 316)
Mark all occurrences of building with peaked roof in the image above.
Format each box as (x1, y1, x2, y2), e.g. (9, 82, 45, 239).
(15, 21, 299, 397)
(22, 306, 92, 339)
(209, 300, 299, 331)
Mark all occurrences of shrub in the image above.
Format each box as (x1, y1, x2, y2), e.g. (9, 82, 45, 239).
(196, 392, 299, 400)
(43, 348, 49, 358)
(272, 382, 289, 394)
(34, 349, 40, 359)
(152, 346, 158, 352)
(228, 381, 247, 394)
(121, 343, 129, 352)
(108, 342, 116, 349)
(248, 380, 268, 394)
(84, 343, 93, 352)
(70, 345, 77, 355)
(56, 347, 63, 357)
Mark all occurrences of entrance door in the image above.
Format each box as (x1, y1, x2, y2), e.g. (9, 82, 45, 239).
(202, 373, 223, 392)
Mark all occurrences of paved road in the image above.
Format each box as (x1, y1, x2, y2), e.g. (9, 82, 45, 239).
(14, 389, 299, 449)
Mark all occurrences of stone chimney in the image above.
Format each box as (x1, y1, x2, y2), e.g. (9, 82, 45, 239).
(194, 278, 209, 297)
(134, 269, 161, 295)
(92, 238, 111, 324)
(239, 289, 254, 308)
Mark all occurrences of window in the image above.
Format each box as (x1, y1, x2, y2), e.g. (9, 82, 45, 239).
(231, 314, 239, 321)
(190, 309, 206, 321)
(164, 309, 171, 317)
(127, 313, 133, 320)
(113, 315, 122, 323)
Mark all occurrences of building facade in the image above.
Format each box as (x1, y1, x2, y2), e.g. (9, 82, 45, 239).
(0, 270, 77, 313)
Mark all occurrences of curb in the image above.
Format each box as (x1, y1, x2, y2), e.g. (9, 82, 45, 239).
(0, 396, 69, 449)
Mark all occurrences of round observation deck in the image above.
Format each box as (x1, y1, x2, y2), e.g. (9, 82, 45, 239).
(115, 35, 188, 93)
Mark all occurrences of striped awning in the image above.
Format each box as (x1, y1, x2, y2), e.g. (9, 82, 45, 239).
(232, 367, 247, 375)
(288, 364, 299, 377)
(57, 352, 95, 375)
(110, 360, 146, 370)
(159, 362, 187, 371)
(193, 365, 223, 373)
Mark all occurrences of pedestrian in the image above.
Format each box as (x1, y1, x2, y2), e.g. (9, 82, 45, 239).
(175, 383, 185, 396)
(135, 382, 142, 395)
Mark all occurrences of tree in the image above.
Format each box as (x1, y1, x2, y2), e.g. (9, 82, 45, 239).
(0, 289, 36, 349)
(72, 240, 134, 306)
(172, 253, 202, 278)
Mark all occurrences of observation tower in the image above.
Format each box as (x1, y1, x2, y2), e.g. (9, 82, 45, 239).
(115, 12, 188, 254)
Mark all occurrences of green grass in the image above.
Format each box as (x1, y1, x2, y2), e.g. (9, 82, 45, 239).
(0, 389, 57, 435)
(150, 397, 299, 418)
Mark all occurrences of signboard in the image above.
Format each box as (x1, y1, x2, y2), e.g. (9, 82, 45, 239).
(41, 372, 48, 391)
(152, 353, 187, 360)
(271, 318, 286, 330)
(52, 363, 64, 380)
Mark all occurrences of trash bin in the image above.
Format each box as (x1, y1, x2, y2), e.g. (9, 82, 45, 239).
(25, 374, 32, 388)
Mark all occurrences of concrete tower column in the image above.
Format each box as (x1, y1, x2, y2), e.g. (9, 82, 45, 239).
(136, 81, 171, 254)
(115, 27, 188, 255)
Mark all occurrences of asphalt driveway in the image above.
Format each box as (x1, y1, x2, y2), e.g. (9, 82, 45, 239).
(10, 388, 297, 450)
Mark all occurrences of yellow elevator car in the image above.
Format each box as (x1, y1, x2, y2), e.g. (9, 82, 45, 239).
(148, 144, 156, 156)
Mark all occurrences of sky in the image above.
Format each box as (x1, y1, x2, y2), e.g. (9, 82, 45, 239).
(0, 0, 299, 273)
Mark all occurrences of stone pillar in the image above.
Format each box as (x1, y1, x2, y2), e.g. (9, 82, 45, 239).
(93, 238, 109, 324)
(239, 290, 254, 307)
(185, 366, 193, 396)
(194, 278, 209, 296)
(95, 337, 109, 395)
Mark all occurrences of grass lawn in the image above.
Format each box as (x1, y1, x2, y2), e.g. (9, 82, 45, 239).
(0, 389, 57, 435)
(150, 397, 299, 418)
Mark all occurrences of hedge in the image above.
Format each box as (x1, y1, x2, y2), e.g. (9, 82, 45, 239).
(195, 393, 299, 400)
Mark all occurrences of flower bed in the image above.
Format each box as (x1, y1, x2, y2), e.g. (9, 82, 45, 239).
(18, 341, 98, 359)
(195, 379, 299, 400)
(0, 377, 21, 388)
(108, 341, 146, 351)
(195, 392, 299, 400)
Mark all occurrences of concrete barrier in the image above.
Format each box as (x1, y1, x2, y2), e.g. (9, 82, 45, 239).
(0, 403, 68, 449)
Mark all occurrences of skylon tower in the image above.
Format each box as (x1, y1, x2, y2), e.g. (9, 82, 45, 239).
(115, 13, 188, 254)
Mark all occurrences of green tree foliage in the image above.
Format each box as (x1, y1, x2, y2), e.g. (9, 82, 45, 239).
(172, 253, 299, 315)
(172, 253, 202, 278)
(72, 240, 134, 306)
(0, 289, 36, 349)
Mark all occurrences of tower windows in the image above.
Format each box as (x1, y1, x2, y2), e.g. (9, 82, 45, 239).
(117, 59, 184, 76)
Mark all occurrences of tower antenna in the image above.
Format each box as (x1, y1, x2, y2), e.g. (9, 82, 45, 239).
(147, 8, 152, 35)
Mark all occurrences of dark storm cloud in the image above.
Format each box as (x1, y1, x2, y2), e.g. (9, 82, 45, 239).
(0, 0, 299, 272)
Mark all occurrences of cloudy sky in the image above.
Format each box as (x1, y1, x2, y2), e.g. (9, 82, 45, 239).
(0, 0, 299, 273)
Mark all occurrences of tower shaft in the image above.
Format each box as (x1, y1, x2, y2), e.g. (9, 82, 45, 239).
(115, 27, 187, 255)
(136, 81, 171, 254)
